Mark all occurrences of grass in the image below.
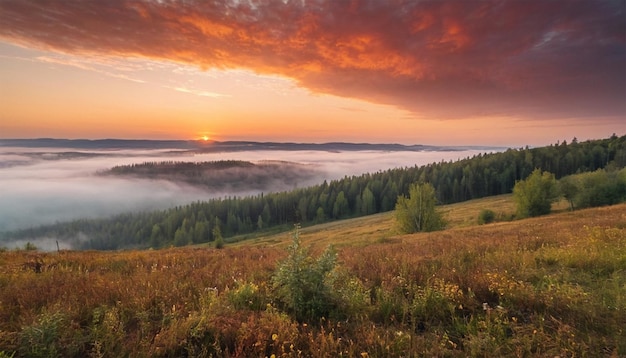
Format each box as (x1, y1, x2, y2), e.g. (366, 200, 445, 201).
(0, 198, 624, 357)
(232, 194, 570, 250)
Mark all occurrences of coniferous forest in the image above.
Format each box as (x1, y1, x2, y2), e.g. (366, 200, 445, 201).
(3, 134, 625, 250)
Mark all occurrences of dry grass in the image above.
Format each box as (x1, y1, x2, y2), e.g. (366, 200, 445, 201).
(1, 200, 624, 357)
(234, 194, 571, 250)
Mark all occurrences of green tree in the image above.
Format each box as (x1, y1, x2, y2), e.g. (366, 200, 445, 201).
(558, 175, 579, 211)
(173, 227, 190, 247)
(332, 191, 349, 219)
(192, 221, 207, 244)
(361, 187, 376, 215)
(260, 203, 271, 225)
(149, 224, 164, 248)
(513, 169, 558, 218)
(212, 218, 224, 249)
(394, 182, 446, 234)
(24, 242, 38, 251)
(315, 207, 325, 223)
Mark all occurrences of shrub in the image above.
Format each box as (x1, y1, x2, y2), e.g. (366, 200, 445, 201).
(325, 268, 369, 320)
(19, 311, 65, 358)
(477, 209, 496, 225)
(90, 306, 126, 357)
(214, 236, 224, 249)
(227, 281, 267, 311)
(570, 168, 626, 209)
(272, 225, 338, 322)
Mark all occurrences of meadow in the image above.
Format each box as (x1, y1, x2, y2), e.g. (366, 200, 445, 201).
(0, 196, 624, 357)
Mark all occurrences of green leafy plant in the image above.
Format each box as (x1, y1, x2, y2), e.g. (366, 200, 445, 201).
(227, 281, 267, 310)
(272, 225, 338, 322)
(19, 311, 65, 358)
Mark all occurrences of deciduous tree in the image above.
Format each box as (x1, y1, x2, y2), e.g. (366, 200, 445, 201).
(394, 182, 446, 234)
(513, 169, 558, 218)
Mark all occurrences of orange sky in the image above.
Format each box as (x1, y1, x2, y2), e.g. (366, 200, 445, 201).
(0, 0, 624, 146)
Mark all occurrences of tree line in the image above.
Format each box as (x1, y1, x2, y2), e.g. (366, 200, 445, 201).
(4, 134, 625, 250)
(102, 159, 321, 192)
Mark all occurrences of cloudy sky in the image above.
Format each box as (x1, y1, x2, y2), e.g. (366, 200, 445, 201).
(0, 0, 624, 146)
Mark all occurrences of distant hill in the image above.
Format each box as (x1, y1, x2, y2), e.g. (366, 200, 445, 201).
(0, 138, 502, 152)
(101, 160, 323, 191)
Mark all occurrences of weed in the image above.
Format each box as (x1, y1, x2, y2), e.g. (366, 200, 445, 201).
(18, 311, 65, 358)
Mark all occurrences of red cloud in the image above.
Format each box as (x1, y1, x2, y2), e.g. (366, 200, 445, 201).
(1, 0, 624, 120)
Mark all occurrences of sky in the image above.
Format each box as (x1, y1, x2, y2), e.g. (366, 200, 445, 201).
(0, 0, 624, 146)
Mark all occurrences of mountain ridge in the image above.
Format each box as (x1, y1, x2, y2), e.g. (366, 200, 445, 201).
(0, 138, 504, 152)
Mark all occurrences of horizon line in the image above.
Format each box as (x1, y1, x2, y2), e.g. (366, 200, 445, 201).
(0, 137, 513, 148)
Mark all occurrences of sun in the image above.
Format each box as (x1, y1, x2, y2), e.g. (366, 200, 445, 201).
(197, 132, 213, 142)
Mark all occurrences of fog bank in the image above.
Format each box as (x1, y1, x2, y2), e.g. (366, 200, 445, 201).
(0, 146, 490, 232)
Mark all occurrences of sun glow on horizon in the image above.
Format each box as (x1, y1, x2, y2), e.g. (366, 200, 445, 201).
(0, 0, 624, 147)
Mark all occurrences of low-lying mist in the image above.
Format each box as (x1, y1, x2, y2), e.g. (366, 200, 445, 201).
(0, 146, 488, 238)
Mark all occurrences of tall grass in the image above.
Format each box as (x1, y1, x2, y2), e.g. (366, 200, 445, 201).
(0, 204, 624, 357)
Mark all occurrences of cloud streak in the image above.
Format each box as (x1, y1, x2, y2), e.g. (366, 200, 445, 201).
(169, 85, 229, 98)
(0, 0, 623, 121)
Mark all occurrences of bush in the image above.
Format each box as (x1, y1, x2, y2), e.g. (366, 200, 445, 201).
(272, 225, 338, 322)
(477, 209, 496, 225)
(214, 236, 224, 249)
(227, 281, 267, 311)
(570, 168, 626, 209)
(513, 169, 558, 218)
(19, 311, 65, 358)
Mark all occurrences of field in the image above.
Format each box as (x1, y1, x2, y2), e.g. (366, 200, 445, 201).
(1, 197, 624, 357)
(232, 194, 570, 249)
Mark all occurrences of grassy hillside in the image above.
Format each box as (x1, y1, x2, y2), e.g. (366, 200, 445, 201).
(0, 199, 624, 357)
(232, 194, 571, 249)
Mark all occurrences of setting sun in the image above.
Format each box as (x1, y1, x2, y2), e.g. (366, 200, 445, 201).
(0, 0, 624, 146)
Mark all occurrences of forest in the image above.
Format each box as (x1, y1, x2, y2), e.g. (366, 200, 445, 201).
(2, 134, 625, 250)
(101, 160, 322, 192)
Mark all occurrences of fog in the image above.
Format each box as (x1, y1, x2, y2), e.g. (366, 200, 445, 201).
(0, 146, 489, 233)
